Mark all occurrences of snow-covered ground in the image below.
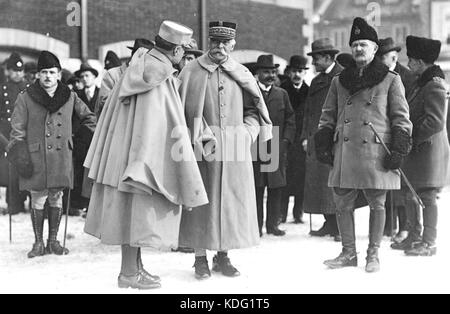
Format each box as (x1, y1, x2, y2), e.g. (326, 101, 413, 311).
(1, 187, 449, 294)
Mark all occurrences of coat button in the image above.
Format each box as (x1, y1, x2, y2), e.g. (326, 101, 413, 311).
(221, 114, 225, 118)
(46, 133, 51, 137)
(7, 118, 11, 122)
(57, 112, 62, 115)
(364, 121, 369, 125)
(5, 101, 9, 105)
(56, 135, 62, 139)
(2, 86, 6, 90)
(3, 93, 7, 97)
(367, 102, 372, 106)
(6, 109, 10, 113)
(57, 123, 62, 126)
(220, 104, 225, 107)
(47, 145, 52, 150)
(47, 121, 51, 125)
(344, 137, 349, 142)
(347, 101, 352, 106)
(344, 119, 350, 124)
(56, 147, 62, 151)
(363, 139, 368, 144)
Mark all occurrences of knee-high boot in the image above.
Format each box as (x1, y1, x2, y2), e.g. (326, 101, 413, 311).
(366, 208, 385, 273)
(46, 207, 69, 255)
(27, 208, 45, 258)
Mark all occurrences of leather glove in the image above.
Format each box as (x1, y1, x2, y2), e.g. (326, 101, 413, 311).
(314, 128, 334, 166)
(7, 141, 33, 178)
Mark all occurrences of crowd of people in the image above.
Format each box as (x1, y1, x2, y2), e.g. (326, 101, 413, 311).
(0, 16, 449, 289)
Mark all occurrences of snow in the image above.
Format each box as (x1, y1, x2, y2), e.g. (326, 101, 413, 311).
(1, 187, 450, 294)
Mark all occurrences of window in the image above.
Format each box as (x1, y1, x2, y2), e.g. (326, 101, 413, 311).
(330, 28, 347, 49)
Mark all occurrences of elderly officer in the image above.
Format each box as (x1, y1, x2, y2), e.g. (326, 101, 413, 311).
(0, 52, 30, 214)
(178, 21, 272, 280)
(398, 36, 450, 256)
(253, 54, 295, 237)
(315, 17, 412, 273)
(8, 50, 96, 258)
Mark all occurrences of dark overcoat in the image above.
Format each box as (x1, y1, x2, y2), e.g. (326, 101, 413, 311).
(0, 80, 29, 186)
(280, 80, 309, 195)
(301, 63, 343, 214)
(394, 62, 416, 99)
(403, 65, 450, 188)
(319, 58, 413, 189)
(254, 85, 295, 188)
(9, 81, 96, 191)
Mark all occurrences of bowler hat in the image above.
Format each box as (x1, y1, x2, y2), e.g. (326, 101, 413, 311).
(406, 35, 441, 64)
(209, 21, 237, 40)
(6, 52, 24, 71)
(349, 17, 378, 46)
(75, 63, 98, 78)
(307, 38, 339, 56)
(377, 37, 401, 56)
(286, 55, 309, 70)
(255, 55, 280, 70)
(127, 38, 155, 56)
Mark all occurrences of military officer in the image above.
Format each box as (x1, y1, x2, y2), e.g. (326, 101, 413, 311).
(316, 18, 412, 273)
(0, 52, 30, 214)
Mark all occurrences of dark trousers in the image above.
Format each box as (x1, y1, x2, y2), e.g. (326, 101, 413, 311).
(7, 164, 27, 213)
(280, 187, 303, 220)
(406, 187, 439, 246)
(384, 191, 409, 235)
(256, 186, 283, 232)
(333, 188, 387, 251)
(71, 155, 89, 209)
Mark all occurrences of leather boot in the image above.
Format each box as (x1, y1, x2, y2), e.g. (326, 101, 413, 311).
(336, 210, 356, 251)
(137, 248, 161, 283)
(365, 247, 380, 273)
(46, 207, 69, 255)
(323, 248, 358, 269)
(212, 252, 240, 277)
(27, 208, 45, 258)
(193, 256, 211, 280)
(368, 208, 386, 251)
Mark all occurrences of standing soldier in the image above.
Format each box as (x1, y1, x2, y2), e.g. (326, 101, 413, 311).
(301, 39, 342, 241)
(178, 21, 272, 279)
(253, 54, 295, 237)
(8, 50, 96, 258)
(84, 21, 208, 289)
(397, 36, 450, 256)
(316, 17, 412, 273)
(279, 55, 309, 224)
(0, 52, 30, 214)
(377, 37, 416, 242)
(178, 38, 203, 71)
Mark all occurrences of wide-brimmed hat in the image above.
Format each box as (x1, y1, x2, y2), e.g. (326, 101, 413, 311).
(104, 50, 121, 70)
(377, 37, 401, 56)
(307, 38, 339, 56)
(75, 63, 98, 78)
(184, 38, 203, 57)
(255, 55, 280, 70)
(127, 38, 155, 56)
(286, 55, 309, 70)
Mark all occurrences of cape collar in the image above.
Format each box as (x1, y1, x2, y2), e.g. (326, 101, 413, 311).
(339, 57, 389, 95)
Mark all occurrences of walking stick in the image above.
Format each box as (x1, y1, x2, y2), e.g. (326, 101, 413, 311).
(309, 214, 312, 234)
(62, 188, 70, 254)
(8, 166, 12, 243)
(367, 123, 425, 209)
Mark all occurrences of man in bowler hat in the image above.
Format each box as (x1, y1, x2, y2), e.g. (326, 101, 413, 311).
(253, 54, 295, 237)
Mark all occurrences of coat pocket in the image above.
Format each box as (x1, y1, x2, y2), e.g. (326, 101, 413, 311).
(28, 142, 40, 153)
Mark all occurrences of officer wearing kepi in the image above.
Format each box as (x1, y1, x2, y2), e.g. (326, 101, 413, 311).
(315, 17, 412, 273)
(0, 52, 30, 214)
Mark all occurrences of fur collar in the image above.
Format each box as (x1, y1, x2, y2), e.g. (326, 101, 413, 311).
(417, 65, 446, 87)
(339, 57, 389, 94)
(27, 81, 71, 113)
